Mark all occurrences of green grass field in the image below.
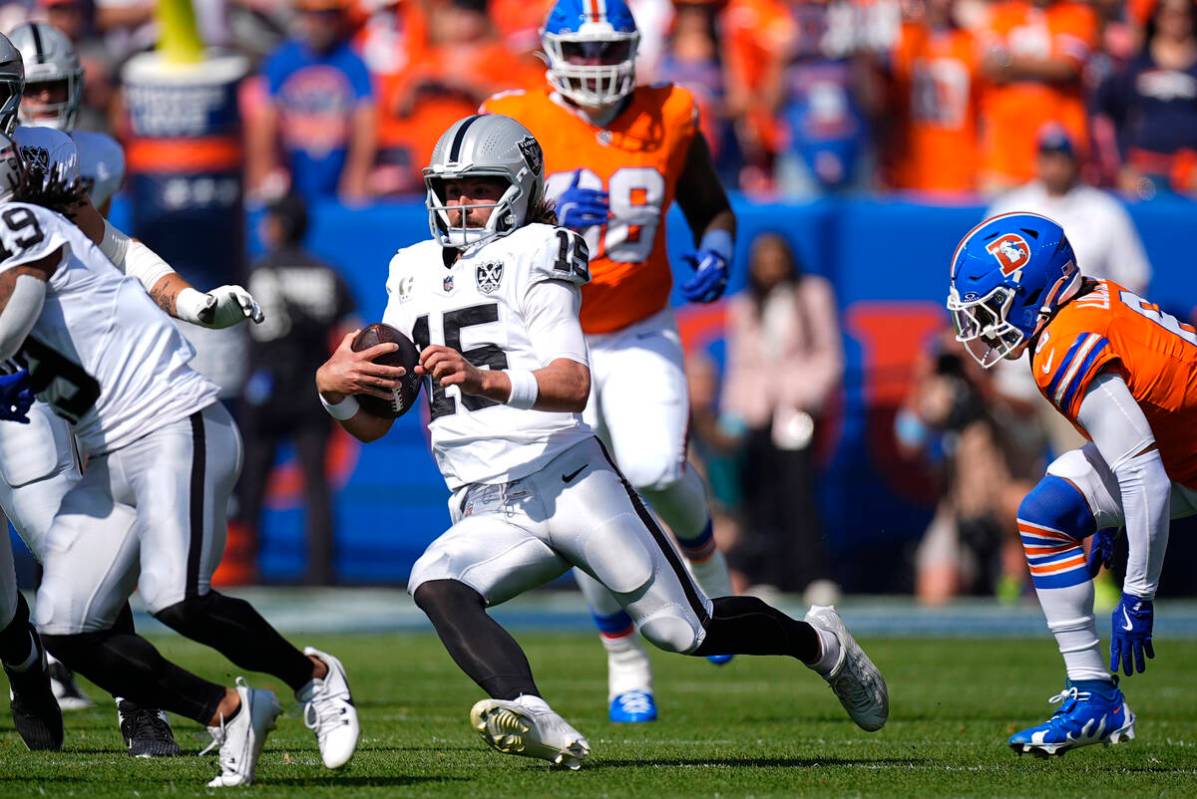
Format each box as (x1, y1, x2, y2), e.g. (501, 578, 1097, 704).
(3, 632, 1196, 798)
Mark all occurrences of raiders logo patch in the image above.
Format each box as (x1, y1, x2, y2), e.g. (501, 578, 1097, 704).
(517, 135, 543, 176)
(21, 146, 49, 173)
(476, 261, 504, 295)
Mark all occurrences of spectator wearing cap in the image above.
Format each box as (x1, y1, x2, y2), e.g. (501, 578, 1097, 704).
(238, 194, 358, 585)
(987, 124, 1151, 294)
(1096, 0, 1197, 197)
(249, 0, 377, 202)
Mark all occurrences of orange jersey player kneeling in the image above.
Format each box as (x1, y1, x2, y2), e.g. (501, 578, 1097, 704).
(949, 212, 1197, 758)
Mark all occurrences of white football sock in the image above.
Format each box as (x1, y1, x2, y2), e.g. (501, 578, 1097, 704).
(1035, 580, 1110, 683)
(808, 627, 841, 677)
(601, 631, 653, 699)
(688, 550, 734, 600)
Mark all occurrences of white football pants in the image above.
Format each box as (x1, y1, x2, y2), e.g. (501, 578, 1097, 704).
(36, 402, 242, 634)
(408, 436, 714, 654)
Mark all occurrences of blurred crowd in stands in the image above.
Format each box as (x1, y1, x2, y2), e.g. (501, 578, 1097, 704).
(3, 0, 1195, 202)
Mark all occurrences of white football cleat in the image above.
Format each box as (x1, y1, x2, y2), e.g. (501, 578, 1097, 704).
(470, 695, 590, 770)
(205, 680, 282, 788)
(298, 647, 360, 769)
(804, 604, 889, 732)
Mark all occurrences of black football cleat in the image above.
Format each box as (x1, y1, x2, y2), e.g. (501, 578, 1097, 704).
(5, 628, 64, 751)
(118, 700, 181, 757)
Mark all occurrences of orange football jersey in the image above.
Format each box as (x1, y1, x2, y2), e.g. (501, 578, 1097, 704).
(482, 84, 700, 334)
(980, 1, 1097, 186)
(1032, 279, 1197, 488)
(890, 23, 983, 194)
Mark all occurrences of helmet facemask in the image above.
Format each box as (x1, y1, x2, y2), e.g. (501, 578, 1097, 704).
(19, 73, 80, 130)
(0, 76, 23, 136)
(0, 134, 25, 203)
(424, 171, 525, 250)
(543, 26, 639, 109)
(948, 285, 1027, 368)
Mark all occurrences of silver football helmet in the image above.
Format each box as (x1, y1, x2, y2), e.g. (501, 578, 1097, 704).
(423, 114, 545, 250)
(0, 35, 23, 137)
(9, 23, 82, 131)
(0, 133, 23, 202)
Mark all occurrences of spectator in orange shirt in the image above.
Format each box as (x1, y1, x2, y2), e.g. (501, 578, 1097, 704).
(885, 0, 984, 195)
(372, 0, 542, 196)
(978, 0, 1098, 192)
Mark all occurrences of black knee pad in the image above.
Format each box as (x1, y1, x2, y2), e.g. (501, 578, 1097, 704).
(40, 630, 108, 671)
(153, 592, 227, 633)
(413, 579, 484, 619)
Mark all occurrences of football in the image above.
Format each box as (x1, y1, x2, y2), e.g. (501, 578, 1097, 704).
(351, 323, 422, 419)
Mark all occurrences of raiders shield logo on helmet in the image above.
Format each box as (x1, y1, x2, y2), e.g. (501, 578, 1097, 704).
(517, 135, 543, 176)
(21, 145, 48, 173)
(476, 261, 504, 295)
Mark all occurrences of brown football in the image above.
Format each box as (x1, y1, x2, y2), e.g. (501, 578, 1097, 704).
(351, 323, 422, 419)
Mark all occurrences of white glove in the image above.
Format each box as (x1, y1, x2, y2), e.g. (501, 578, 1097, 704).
(175, 286, 265, 329)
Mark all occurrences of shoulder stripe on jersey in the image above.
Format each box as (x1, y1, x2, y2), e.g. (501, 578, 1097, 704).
(1059, 336, 1110, 414)
(448, 115, 481, 163)
(1052, 333, 1102, 407)
(1045, 333, 1090, 399)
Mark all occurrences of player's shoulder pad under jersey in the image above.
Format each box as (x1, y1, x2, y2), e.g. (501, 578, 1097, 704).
(0, 201, 71, 273)
(386, 238, 441, 295)
(506, 223, 590, 287)
(1033, 285, 1119, 416)
(479, 89, 530, 115)
(13, 126, 80, 180)
(71, 130, 126, 207)
(641, 81, 700, 128)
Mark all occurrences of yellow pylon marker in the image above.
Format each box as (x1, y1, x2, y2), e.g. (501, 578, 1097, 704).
(155, 0, 205, 65)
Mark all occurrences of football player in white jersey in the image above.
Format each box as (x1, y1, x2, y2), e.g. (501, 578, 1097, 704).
(10, 21, 123, 212)
(316, 114, 889, 768)
(0, 137, 359, 787)
(0, 27, 267, 751)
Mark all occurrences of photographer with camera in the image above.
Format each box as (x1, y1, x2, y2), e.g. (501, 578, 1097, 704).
(896, 328, 1046, 605)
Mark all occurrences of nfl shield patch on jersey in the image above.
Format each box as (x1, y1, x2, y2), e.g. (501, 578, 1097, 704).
(476, 262, 504, 295)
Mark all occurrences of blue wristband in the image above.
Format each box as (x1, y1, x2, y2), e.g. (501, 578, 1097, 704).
(699, 229, 734, 262)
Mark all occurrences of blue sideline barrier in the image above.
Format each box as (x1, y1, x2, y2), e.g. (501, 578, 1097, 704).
(223, 195, 1195, 589)
(14, 196, 1177, 591)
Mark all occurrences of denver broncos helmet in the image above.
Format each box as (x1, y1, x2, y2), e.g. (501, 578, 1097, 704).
(542, 0, 639, 109)
(947, 212, 1081, 368)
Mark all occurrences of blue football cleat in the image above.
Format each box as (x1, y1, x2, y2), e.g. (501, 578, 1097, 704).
(608, 690, 657, 724)
(706, 654, 734, 666)
(1009, 678, 1135, 757)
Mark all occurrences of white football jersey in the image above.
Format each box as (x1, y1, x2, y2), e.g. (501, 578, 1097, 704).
(0, 202, 218, 456)
(13, 126, 79, 182)
(383, 224, 593, 490)
(72, 131, 126, 209)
